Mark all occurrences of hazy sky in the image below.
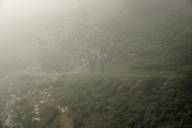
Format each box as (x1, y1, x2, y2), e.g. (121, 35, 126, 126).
(0, 0, 77, 41)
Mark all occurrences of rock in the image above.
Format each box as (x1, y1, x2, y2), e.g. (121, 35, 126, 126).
(31, 105, 74, 128)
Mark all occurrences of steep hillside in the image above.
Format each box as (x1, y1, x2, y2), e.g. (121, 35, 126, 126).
(1, 73, 192, 128)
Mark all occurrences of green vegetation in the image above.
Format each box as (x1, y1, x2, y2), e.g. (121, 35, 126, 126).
(0, 0, 192, 128)
(2, 73, 192, 128)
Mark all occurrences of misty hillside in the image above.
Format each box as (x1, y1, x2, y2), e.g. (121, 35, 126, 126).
(0, 0, 192, 128)
(0, 0, 192, 74)
(34, 0, 192, 72)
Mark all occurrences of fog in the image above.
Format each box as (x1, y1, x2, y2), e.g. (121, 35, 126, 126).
(0, 0, 81, 73)
(0, 0, 78, 52)
(0, 0, 127, 74)
(0, 0, 191, 74)
(0, 1, 192, 128)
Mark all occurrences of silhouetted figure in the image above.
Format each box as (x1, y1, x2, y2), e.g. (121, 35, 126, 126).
(98, 54, 107, 73)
